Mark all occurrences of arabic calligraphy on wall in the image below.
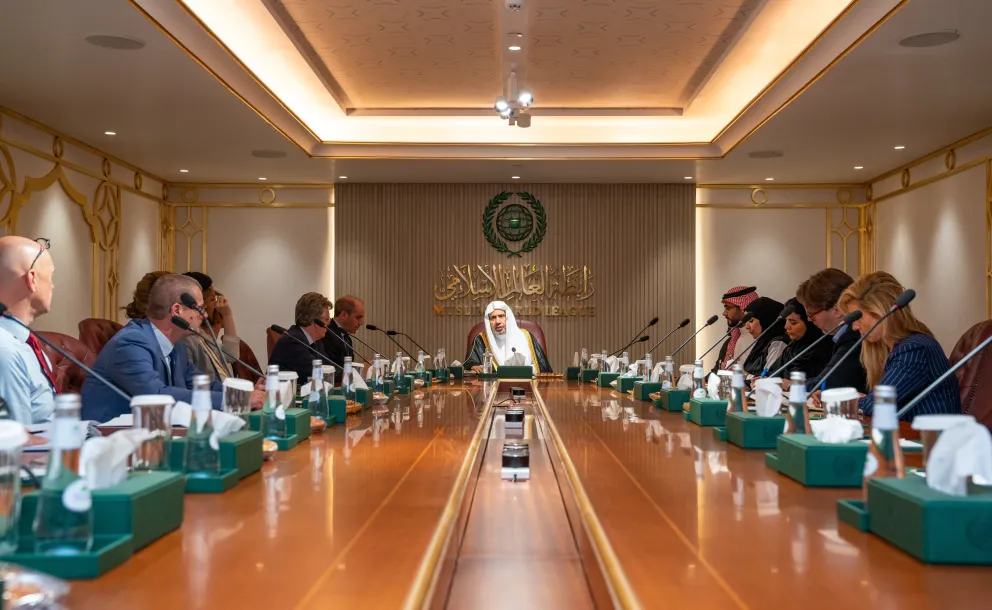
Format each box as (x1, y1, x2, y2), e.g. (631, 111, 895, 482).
(433, 263, 596, 317)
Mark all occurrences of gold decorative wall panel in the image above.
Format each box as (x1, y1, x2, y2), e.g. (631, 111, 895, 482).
(335, 183, 694, 369)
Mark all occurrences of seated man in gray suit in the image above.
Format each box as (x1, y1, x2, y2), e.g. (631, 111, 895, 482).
(82, 273, 261, 422)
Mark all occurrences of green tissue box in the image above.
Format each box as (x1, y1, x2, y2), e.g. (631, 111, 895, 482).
(566, 366, 580, 380)
(837, 499, 870, 531)
(170, 430, 264, 488)
(0, 535, 133, 579)
(868, 476, 992, 565)
(580, 369, 599, 383)
(713, 427, 728, 442)
(633, 381, 662, 401)
(597, 372, 621, 388)
(450, 365, 464, 379)
(616, 376, 643, 393)
(478, 372, 498, 380)
(19, 471, 184, 551)
(765, 452, 779, 471)
(656, 388, 691, 411)
(353, 388, 372, 408)
(726, 412, 786, 449)
(688, 398, 728, 427)
(249, 407, 312, 447)
(329, 396, 347, 423)
(433, 369, 447, 382)
(330, 387, 344, 396)
(775, 434, 867, 487)
(498, 366, 533, 379)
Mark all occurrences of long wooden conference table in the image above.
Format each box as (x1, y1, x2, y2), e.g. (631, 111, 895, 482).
(69, 379, 991, 608)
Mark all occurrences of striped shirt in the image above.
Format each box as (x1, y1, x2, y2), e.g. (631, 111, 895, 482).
(859, 333, 961, 421)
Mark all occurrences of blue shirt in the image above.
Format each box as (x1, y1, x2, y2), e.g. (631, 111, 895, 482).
(0, 316, 55, 424)
(859, 333, 961, 421)
(833, 323, 849, 344)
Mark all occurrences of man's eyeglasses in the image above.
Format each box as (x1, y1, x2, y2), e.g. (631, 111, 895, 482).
(29, 238, 50, 271)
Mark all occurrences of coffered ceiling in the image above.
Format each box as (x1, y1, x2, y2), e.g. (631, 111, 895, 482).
(265, 0, 762, 111)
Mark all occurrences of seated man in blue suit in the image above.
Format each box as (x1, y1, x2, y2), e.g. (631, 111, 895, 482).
(82, 273, 253, 422)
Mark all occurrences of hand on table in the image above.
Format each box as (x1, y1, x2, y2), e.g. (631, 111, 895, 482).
(254, 377, 265, 391)
(250, 390, 265, 410)
(809, 390, 821, 408)
(26, 433, 47, 447)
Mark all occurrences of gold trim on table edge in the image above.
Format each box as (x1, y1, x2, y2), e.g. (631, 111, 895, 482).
(530, 382, 641, 610)
(401, 381, 499, 610)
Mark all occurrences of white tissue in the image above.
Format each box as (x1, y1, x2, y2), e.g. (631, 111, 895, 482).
(810, 417, 864, 444)
(604, 355, 618, 373)
(450, 360, 462, 367)
(506, 351, 527, 366)
(351, 368, 369, 390)
(79, 429, 156, 490)
(572, 352, 579, 368)
(650, 363, 665, 383)
(706, 373, 721, 401)
(676, 369, 693, 390)
(299, 380, 334, 396)
(171, 401, 247, 437)
(623, 361, 640, 378)
(753, 378, 783, 417)
(925, 421, 992, 496)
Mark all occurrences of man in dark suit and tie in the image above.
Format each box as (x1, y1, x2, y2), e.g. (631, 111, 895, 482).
(269, 292, 333, 384)
(82, 273, 262, 422)
(320, 295, 365, 383)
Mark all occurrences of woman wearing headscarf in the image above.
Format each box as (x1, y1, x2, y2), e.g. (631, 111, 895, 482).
(769, 298, 832, 382)
(741, 297, 788, 378)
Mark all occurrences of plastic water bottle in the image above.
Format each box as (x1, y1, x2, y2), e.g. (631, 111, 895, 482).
(33, 394, 93, 554)
(261, 365, 286, 440)
(342, 357, 353, 397)
(393, 351, 405, 388)
(185, 374, 220, 475)
(728, 364, 746, 413)
(783, 371, 807, 434)
(692, 359, 706, 399)
(309, 359, 330, 424)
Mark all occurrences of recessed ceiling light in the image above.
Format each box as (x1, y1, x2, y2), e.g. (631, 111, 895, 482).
(338, 176, 348, 179)
(258, 177, 267, 181)
(511, 176, 521, 180)
(894, 146, 905, 150)
(899, 30, 960, 48)
(508, 45, 521, 51)
(179, 169, 189, 173)
(104, 131, 116, 136)
(508, 32, 523, 38)
(854, 166, 864, 170)
(85, 35, 146, 51)
(765, 177, 774, 181)
(684, 176, 692, 180)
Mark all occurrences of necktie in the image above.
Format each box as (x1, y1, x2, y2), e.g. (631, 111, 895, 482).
(166, 350, 178, 385)
(25, 334, 58, 392)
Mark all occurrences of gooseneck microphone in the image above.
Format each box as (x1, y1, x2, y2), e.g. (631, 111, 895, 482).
(366, 325, 414, 359)
(615, 336, 650, 354)
(180, 292, 229, 372)
(817, 288, 916, 391)
(387, 329, 430, 357)
(313, 320, 372, 365)
(767, 310, 862, 379)
(269, 325, 342, 371)
(0, 302, 132, 403)
(667, 315, 719, 360)
(727, 304, 796, 368)
(897, 329, 992, 418)
(645, 318, 691, 355)
(699, 317, 748, 362)
(171, 316, 264, 378)
(611, 316, 659, 356)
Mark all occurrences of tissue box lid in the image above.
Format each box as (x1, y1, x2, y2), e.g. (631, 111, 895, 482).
(780, 433, 866, 450)
(92, 471, 185, 501)
(870, 475, 992, 505)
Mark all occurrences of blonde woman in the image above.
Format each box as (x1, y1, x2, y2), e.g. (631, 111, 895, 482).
(837, 271, 960, 421)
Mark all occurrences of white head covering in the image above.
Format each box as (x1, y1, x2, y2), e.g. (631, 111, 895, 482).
(484, 301, 533, 369)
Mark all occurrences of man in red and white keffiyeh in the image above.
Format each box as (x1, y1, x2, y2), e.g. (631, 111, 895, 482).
(717, 286, 758, 370)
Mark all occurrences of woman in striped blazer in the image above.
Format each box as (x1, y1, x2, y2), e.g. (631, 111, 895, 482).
(838, 271, 961, 421)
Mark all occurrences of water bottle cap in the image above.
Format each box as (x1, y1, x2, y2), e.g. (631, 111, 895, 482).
(266, 364, 280, 374)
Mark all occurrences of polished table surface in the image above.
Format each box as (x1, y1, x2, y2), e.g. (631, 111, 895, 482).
(538, 381, 992, 609)
(67, 380, 991, 608)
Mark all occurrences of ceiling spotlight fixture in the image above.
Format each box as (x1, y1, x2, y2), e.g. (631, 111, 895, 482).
(684, 176, 692, 180)
(508, 45, 521, 51)
(511, 176, 521, 180)
(85, 35, 146, 51)
(338, 176, 348, 179)
(765, 177, 774, 181)
(899, 30, 960, 48)
(505, 0, 523, 12)
(493, 71, 534, 128)
(104, 131, 116, 136)
(258, 177, 267, 181)
(179, 169, 189, 173)
(894, 145, 905, 150)
(854, 166, 864, 170)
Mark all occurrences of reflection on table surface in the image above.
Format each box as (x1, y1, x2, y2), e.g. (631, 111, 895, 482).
(68, 382, 496, 609)
(538, 381, 992, 610)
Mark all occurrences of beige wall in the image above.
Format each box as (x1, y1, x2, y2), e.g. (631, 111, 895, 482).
(0, 109, 163, 336)
(335, 183, 695, 370)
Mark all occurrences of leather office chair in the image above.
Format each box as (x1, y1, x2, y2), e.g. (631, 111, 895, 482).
(236, 339, 263, 382)
(465, 320, 548, 358)
(949, 320, 992, 431)
(78, 318, 123, 355)
(266, 327, 280, 359)
(36, 331, 96, 394)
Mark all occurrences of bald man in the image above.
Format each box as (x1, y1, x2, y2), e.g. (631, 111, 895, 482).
(0, 236, 57, 424)
(320, 295, 366, 382)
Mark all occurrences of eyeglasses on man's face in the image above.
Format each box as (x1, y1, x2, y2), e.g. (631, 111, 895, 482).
(29, 238, 50, 271)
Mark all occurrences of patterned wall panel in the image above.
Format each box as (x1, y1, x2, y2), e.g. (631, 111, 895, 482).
(335, 183, 694, 369)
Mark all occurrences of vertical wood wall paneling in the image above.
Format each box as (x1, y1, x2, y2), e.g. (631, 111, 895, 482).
(335, 184, 695, 369)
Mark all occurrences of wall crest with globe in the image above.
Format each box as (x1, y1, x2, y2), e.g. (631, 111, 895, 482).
(482, 191, 546, 257)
